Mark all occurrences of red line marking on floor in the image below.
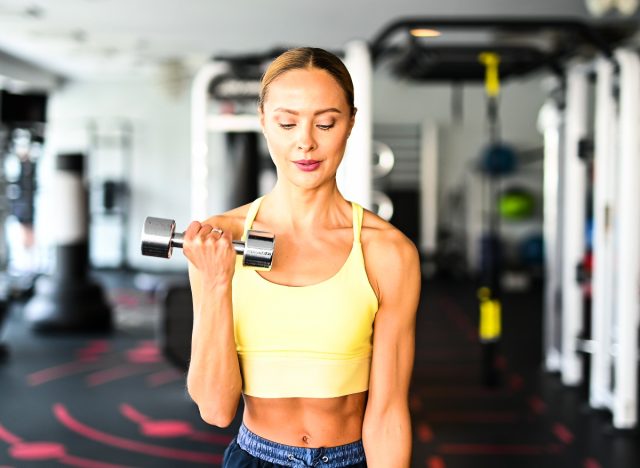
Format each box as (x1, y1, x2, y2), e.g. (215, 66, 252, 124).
(27, 361, 97, 386)
(552, 423, 574, 444)
(146, 369, 183, 387)
(438, 443, 555, 455)
(119, 403, 232, 444)
(119, 404, 150, 424)
(82, 340, 111, 353)
(427, 456, 446, 468)
(0, 424, 23, 445)
(126, 343, 162, 364)
(9, 442, 67, 460)
(86, 365, 153, 387)
(141, 421, 193, 438)
(528, 395, 547, 415)
(60, 455, 131, 468)
(76, 340, 110, 355)
(426, 411, 518, 423)
(583, 457, 602, 468)
(53, 404, 221, 463)
(416, 422, 434, 443)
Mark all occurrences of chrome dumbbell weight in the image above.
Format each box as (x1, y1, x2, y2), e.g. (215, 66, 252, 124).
(141, 217, 275, 270)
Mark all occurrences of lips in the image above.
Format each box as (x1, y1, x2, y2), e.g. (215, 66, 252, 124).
(294, 160, 321, 172)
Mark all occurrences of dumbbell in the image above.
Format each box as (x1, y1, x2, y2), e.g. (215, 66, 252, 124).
(141, 217, 275, 270)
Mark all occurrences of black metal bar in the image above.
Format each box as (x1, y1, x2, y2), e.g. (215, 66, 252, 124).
(371, 17, 615, 62)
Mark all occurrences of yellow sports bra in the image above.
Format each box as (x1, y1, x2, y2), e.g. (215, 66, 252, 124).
(231, 197, 379, 398)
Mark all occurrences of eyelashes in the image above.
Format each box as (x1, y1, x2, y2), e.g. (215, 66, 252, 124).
(277, 123, 335, 131)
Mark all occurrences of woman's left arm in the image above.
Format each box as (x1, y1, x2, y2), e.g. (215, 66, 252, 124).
(362, 230, 421, 467)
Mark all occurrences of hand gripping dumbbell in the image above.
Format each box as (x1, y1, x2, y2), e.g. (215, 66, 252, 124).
(141, 217, 275, 270)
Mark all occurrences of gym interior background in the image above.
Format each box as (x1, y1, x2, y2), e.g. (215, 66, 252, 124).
(1, 0, 640, 466)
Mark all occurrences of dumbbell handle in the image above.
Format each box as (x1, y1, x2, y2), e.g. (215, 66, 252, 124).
(170, 232, 246, 255)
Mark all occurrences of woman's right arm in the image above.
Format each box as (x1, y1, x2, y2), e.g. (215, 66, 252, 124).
(183, 218, 243, 427)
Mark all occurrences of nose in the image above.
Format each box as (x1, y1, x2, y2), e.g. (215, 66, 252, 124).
(296, 124, 317, 152)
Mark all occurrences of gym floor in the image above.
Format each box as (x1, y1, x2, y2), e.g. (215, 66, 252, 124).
(0, 272, 637, 468)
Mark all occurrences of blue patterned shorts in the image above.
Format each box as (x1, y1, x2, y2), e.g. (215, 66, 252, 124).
(222, 423, 367, 467)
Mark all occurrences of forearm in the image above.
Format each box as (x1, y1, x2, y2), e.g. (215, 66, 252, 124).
(362, 406, 412, 468)
(187, 283, 242, 426)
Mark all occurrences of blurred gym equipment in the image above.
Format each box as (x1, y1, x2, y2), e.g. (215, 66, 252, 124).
(24, 153, 112, 332)
(371, 16, 640, 427)
(87, 119, 133, 270)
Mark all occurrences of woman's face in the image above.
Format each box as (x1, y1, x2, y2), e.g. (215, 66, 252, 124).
(259, 67, 355, 190)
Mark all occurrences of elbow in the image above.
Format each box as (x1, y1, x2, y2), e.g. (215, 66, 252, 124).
(198, 406, 236, 428)
(186, 381, 238, 428)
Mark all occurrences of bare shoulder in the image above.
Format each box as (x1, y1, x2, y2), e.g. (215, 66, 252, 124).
(361, 209, 419, 263)
(360, 209, 421, 302)
(200, 203, 253, 239)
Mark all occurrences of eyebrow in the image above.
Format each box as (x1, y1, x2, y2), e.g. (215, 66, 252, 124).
(273, 107, 342, 116)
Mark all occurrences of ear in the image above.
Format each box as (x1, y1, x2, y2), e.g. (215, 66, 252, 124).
(347, 107, 358, 136)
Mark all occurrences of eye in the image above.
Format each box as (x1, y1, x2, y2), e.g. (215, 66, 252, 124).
(316, 123, 335, 131)
(278, 123, 295, 130)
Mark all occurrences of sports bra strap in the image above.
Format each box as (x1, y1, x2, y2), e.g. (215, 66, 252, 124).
(352, 202, 363, 244)
(242, 196, 264, 241)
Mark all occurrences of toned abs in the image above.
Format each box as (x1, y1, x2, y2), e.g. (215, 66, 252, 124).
(243, 392, 368, 447)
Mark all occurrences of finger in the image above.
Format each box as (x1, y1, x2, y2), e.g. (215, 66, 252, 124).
(197, 224, 214, 240)
(183, 221, 202, 239)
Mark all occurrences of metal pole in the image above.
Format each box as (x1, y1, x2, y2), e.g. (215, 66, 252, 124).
(339, 40, 373, 210)
(420, 121, 438, 256)
(612, 48, 639, 429)
(538, 95, 564, 373)
(590, 56, 617, 410)
(561, 64, 588, 386)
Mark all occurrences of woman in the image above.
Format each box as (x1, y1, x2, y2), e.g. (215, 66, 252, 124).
(184, 47, 421, 467)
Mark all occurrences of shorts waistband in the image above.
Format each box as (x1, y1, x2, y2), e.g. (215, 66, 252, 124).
(236, 423, 366, 467)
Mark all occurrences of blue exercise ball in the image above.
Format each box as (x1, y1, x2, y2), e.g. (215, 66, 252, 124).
(479, 143, 517, 176)
(519, 234, 544, 266)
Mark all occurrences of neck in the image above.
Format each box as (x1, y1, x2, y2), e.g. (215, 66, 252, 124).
(263, 180, 349, 232)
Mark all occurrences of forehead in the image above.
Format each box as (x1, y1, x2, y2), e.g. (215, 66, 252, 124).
(263, 68, 349, 111)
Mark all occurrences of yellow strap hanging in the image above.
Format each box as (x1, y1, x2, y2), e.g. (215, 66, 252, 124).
(479, 52, 501, 98)
(477, 287, 502, 342)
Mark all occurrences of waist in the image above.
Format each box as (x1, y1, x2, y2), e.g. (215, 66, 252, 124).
(243, 391, 367, 447)
(237, 423, 366, 467)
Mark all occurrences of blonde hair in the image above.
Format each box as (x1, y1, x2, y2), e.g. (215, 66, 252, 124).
(259, 47, 355, 115)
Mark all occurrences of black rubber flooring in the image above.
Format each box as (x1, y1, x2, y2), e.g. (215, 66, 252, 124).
(0, 272, 638, 467)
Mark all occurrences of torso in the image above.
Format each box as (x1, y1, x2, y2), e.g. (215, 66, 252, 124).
(207, 198, 389, 447)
